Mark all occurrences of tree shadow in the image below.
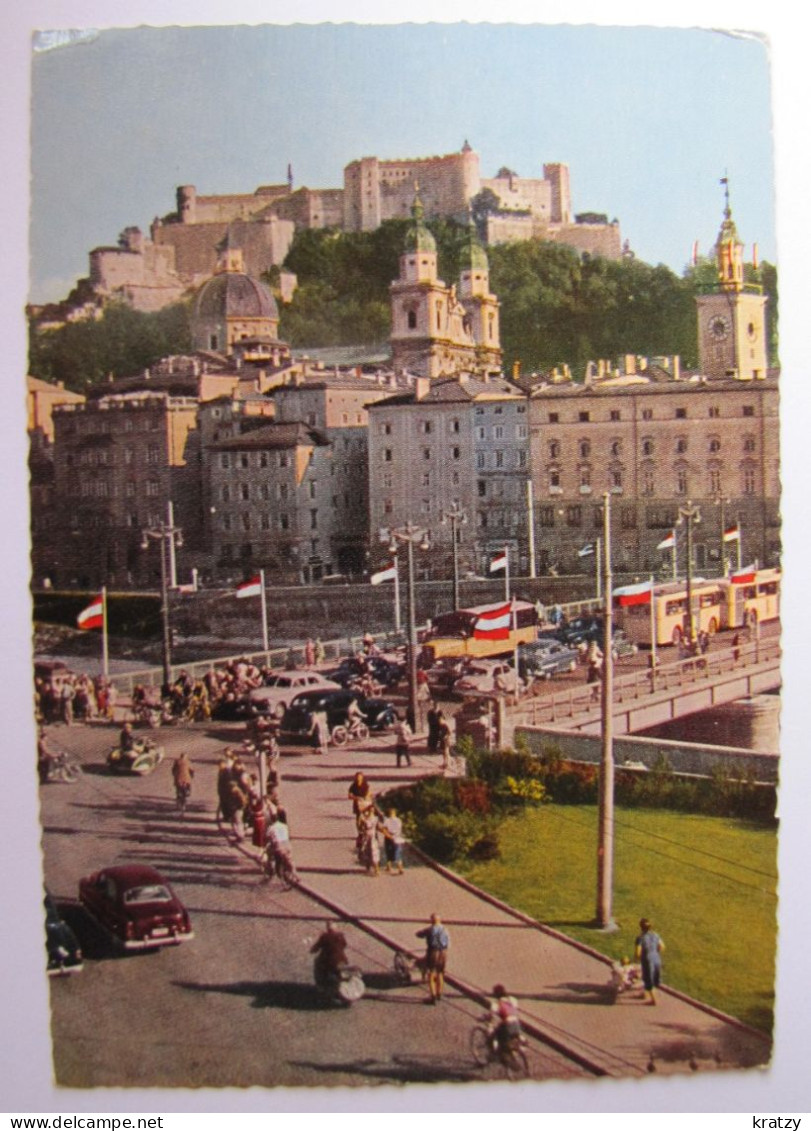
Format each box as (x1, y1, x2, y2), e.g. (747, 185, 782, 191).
(174, 978, 339, 1012)
(644, 1017, 772, 1071)
(288, 1054, 482, 1085)
(521, 982, 616, 1006)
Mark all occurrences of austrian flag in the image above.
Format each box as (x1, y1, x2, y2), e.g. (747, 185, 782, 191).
(473, 601, 513, 640)
(489, 550, 508, 574)
(656, 530, 676, 551)
(723, 524, 741, 543)
(236, 576, 263, 599)
(370, 562, 397, 586)
(613, 580, 653, 607)
(77, 593, 105, 630)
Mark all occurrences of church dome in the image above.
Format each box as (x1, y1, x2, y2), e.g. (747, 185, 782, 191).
(460, 224, 489, 273)
(194, 271, 279, 323)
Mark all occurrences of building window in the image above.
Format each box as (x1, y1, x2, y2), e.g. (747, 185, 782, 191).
(743, 435, 756, 453)
(642, 468, 655, 497)
(238, 454, 249, 469)
(146, 445, 159, 465)
(421, 499, 431, 515)
(641, 438, 655, 457)
(310, 509, 318, 530)
(676, 468, 688, 495)
(222, 514, 232, 532)
(380, 422, 392, 435)
(675, 408, 687, 419)
(382, 472, 393, 489)
(742, 465, 757, 495)
(495, 450, 504, 468)
(610, 439, 622, 458)
(578, 412, 590, 423)
(743, 405, 755, 417)
(383, 448, 393, 462)
(449, 419, 460, 434)
(407, 310, 417, 330)
(580, 467, 591, 488)
(258, 452, 269, 468)
(549, 469, 561, 490)
(240, 483, 250, 501)
(517, 450, 527, 469)
(420, 420, 432, 434)
(241, 514, 251, 532)
(709, 437, 721, 453)
(676, 436, 688, 454)
(566, 506, 582, 526)
(260, 514, 271, 531)
(516, 423, 527, 439)
(548, 412, 559, 423)
(610, 410, 621, 421)
(476, 426, 486, 440)
(383, 499, 393, 516)
(709, 468, 722, 494)
(422, 448, 431, 460)
(476, 452, 485, 469)
(611, 468, 623, 490)
(548, 440, 560, 459)
(493, 425, 504, 440)
(579, 439, 591, 459)
(125, 481, 135, 497)
(145, 479, 160, 497)
(621, 506, 637, 529)
(278, 484, 289, 502)
(422, 472, 431, 488)
(278, 453, 289, 469)
(642, 409, 653, 421)
(709, 406, 720, 418)
(279, 513, 289, 531)
(309, 481, 317, 498)
(452, 446, 461, 460)
(539, 507, 555, 527)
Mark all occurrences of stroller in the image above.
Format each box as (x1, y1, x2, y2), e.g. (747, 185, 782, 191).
(608, 957, 643, 1002)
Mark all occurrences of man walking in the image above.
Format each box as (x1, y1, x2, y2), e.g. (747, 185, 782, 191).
(416, 911, 450, 1004)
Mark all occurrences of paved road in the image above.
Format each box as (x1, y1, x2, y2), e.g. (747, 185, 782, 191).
(40, 722, 586, 1088)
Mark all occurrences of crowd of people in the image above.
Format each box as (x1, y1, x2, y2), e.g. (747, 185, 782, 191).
(35, 670, 117, 726)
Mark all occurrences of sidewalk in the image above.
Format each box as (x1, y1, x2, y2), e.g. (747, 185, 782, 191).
(255, 735, 773, 1080)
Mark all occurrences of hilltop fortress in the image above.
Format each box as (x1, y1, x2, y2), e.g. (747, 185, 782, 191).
(36, 143, 623, 321)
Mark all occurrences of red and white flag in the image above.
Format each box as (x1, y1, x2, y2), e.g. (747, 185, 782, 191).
(656, 530, 676, 551)
(731, 566, 757, 585)
(236, 575, 263, 599)
(473, 601, 513, 640)
(370, 562, 397, 586)
(489, 549, 508, 574)
(723, 524, 741, 543)
(613, 580, 653, 607)
(77, 592, 105, 630)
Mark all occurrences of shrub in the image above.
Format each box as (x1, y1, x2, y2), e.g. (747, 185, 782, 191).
(417, 810, 500, 864)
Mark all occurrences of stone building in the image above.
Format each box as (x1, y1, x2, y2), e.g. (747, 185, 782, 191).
(367, 374, 530, 580)
(38, 392, 203, 589)
(389, 198, 501, 379)
(527, 364, 779, 576)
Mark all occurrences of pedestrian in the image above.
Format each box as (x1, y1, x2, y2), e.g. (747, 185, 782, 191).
(266, 808, 297, 883)
(314, 637, 326, 665)
(732, 631, 741, 663)
(357, 806, 381, 876)
(416, 912, 450, 1003)
(437, 714, 452, 772)
(310, 709, 329, 755)
(382, 807, 405, 874)
(635, 917, 665, 1006)
(426, 701, 441, 753)
(304, 638, 316, 667)
(223, 778, 248, 843)
(394, 715, 412, 767)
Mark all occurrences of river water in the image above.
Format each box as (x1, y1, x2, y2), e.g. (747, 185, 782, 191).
(638, 693, 781, 754)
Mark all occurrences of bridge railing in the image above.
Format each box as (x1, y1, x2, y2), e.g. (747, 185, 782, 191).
(520, 635, 781, 728)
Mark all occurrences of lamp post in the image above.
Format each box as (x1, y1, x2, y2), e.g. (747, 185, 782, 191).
(595, 492, 617, 931)
(678, 501, 702, 646)
(389, 520, 430, 735)
(441, 502, 467, 612)
(141, 506, 184, 690)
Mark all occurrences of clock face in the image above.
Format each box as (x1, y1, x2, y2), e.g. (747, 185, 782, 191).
(709, 315, 730, 341)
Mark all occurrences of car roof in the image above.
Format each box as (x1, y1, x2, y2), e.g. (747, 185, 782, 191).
(94, 864, 167, 887)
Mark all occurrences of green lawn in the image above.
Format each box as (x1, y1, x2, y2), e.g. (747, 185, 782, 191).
(457, 804, 778, 1033)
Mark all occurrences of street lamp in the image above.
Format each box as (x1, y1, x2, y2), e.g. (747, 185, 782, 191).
(677, 500, 702, 645)
(141, 508, 184, 689)
(595, 492, 617, 931)
(441, 502, 467, 612)
(389, 520, 430, 735)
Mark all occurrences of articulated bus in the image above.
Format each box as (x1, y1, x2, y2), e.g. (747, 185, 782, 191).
(615, 568, 781, 647)
(420, 600, 539, 662)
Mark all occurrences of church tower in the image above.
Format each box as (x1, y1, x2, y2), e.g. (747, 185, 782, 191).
(696, 180, 768, 380)
(390, 191, 501, 378)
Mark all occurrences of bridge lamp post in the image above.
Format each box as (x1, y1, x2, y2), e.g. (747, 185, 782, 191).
(713, 494, 731, 576)
(595, 491, 617, 931)
(389, 520, 430, 735)
(677, 501, 702, 646)
(441, 502, 467, 612)
(141, 511, 184, 690)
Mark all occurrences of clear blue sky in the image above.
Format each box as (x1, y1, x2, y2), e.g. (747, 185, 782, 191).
(29, 21, 775, 303)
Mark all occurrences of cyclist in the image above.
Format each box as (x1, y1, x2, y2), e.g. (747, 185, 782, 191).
(487, 984, 524, 1053)
(310, 921, 348, 990)
(345, 696, 365, 732)
(37, 727, 54, 784)
(171, 750, 194, 812)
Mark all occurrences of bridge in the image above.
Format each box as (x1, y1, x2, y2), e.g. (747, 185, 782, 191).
(514, 634, 781, 737)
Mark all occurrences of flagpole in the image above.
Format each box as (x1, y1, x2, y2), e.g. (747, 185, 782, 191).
(504, 546, 510, 602)
(393, 552, 402, 634)
(672, 529, 678, 581)
(595, 538, 602, 602)
(736, 526, 742, 572)
(259, 569, 269, 654)
(649, 575, 656, 688)
(101, 586, 109, 678)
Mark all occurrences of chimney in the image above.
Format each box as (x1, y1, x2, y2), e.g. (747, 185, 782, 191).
(624, 354, 636, 375)
(414, 377, 430, 401)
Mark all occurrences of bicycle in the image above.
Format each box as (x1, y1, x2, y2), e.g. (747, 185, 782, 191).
(260, 845, 299, 889)
(331, 718, 370, 747)
(469, 1022, 530, 1081)
(47, 751, 83, 784)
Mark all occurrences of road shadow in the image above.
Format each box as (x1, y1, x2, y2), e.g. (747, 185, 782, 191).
(643, 1017, 771, 1072)
(521, 982, 616, 1006)
(174, 978, 341, 1012)
(288, 1054, 480, 1085)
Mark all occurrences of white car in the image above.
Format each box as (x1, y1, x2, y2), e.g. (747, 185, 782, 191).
(248, 671, 341, 715)
(452, 660, 524, 698)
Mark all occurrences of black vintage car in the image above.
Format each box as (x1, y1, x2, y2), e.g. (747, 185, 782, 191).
(324, 654, 405, 689)
(280, 688, 397, 742)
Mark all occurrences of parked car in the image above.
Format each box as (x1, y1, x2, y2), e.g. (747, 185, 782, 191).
(281, 688, 398, 742)
(247, 671, 341, 716)
(518, 640, 580, 680)
(45, 891, 83, 976)
(78, 864, 194, 951)
(324, 654, 404, 689)
(424, 657, 471, 696)
(452, 659, 524, 698)
(555, 616, 602, 646)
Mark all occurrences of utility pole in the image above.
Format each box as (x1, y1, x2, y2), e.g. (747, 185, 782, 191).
(389, 521, 430, 734)
(595, 492, 616, 931)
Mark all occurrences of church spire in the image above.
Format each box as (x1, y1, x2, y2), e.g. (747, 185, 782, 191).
(715, 176, 744, 292)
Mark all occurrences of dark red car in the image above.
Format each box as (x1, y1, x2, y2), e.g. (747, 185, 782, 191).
(78, 864, 194, 951)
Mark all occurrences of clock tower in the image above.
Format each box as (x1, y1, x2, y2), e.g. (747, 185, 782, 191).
(696, 181, 768, 380)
